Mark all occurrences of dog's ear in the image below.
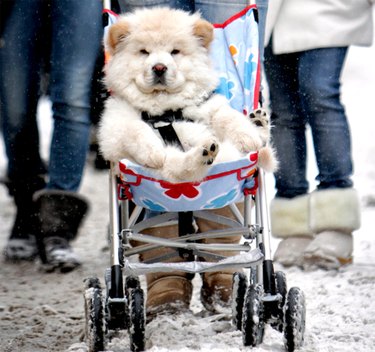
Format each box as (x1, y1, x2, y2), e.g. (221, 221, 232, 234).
(193, 19, 214, 49)
(107, 20, 130, 54)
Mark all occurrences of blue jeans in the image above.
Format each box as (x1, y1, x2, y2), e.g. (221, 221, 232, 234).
(119, 0, 268, 60)
(264, 46, 353, 198)
(0, 0, 103, 191)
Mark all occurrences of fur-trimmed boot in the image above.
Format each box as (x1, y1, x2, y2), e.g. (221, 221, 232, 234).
(195, 205, 242, 313)
(3, 176, 45, 261)
(270, 194, 314, 267)
(138, 224, 193, 320)
(33, 190, 89, 273)
(303, 188, 361, 269)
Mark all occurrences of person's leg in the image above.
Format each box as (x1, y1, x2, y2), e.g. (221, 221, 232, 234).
(297, 48, 360, 269)
(264, 46, 315, 266)
(298, 47, 353, 190)
(0, 0, 47, 260)
(35, 0, 102, 272)
(48, 0, 103, 191)
(264, 45, 308, 198)
(0, 0, 46, 184)
(255, 0, 268, 62)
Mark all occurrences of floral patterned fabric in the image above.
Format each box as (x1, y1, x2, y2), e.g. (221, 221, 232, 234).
(119, 152, 258, 212)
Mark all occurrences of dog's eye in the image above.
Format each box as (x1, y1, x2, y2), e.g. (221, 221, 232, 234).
(140, 49, 149, 55)
(171, 49, 180, 55)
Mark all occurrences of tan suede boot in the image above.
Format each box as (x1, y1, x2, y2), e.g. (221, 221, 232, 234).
(270, 194, 314, 267)
(195, 205, 242, 313)
(137, 224, 193, 320)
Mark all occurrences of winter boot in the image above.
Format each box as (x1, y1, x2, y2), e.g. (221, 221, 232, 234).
(303, 188, 361, 269)
(137, 224, 194, 320)
(3, 176, 45, 261)
(270, 194, 314, 267)
(33, 190, 89, 273)
(195, 205, 243, 313)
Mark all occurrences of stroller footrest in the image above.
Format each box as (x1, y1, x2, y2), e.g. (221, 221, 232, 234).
(123, 249, 263, 275)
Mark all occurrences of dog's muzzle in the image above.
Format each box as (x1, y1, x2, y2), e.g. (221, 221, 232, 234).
(152, 63, 167, 84)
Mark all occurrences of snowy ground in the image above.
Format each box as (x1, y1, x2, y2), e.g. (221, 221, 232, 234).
(1, 28, 375, 352)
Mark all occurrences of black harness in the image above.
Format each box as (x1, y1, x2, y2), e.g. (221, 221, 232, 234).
(141, 109, 191, 150)
(141, 109, 197, 262)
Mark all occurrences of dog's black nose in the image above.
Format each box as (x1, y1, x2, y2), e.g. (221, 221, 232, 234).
(152, 63, 167, 77)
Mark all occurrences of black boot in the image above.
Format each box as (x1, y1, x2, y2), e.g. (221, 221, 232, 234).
(3, 176, 45, 261)
(33, 190, 89, 273)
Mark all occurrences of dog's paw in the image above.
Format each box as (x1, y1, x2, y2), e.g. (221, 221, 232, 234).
(249, 108, 270, 145)
(249, 108, 269, 127)
(200, 140, 219, 165)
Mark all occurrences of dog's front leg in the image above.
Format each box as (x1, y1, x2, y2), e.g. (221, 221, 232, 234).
(125, 122, 167, 169)
(99, 117, 166, 168)
(211, 105, 263, 153)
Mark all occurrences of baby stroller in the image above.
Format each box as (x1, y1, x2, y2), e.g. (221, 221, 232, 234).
(83, 4, 306, 352)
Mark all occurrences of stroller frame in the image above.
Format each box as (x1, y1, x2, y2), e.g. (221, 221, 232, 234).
(83, 3, 305, 351)
(83, 159, 306, 352)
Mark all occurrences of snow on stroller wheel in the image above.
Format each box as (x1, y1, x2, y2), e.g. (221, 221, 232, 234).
(128, 287, 146, 352)
(271, 271, 287, 333)
(232, 271, 248, 331)
(84, 277, 105, 352)
(242, 284, 265, 347)
(284, 287, 306, 352)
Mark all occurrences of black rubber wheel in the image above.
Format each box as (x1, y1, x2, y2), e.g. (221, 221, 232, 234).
(272, 271, 287, 332)
(242, 284, 265, 347)
(232, 272, 248, 330)
(84, 277, 105, 352)
(128, 287, 146, 352)
(284, 287, 306, 352)
(125, 276, 141, 327)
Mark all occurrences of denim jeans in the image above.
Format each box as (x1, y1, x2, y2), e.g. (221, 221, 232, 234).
(0, 0, 102, 191)
(264, 46, 353, 198)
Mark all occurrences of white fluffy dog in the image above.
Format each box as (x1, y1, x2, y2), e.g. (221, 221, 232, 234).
(99, 7, 275, 182)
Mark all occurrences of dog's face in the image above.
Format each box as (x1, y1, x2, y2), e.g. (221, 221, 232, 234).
(105, 8, 218, 112)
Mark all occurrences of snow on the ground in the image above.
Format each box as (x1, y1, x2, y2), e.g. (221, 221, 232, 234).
(1, 25, 375, 352)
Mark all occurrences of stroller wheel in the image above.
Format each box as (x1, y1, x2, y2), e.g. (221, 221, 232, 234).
(232, 272, 248, 330)
(242, 284, 265, 347)
(84, 277, 105, 352)
(128, 287, 146, 352)
(284, 287, 306, 352)
(272, 271, 287, 332)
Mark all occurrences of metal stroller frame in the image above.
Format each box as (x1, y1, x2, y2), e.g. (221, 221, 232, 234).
(84, 159, 306, 352)
(83, 2, 306, 352)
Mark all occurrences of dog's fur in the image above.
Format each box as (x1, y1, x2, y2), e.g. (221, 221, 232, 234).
(99, 7, 276, 182)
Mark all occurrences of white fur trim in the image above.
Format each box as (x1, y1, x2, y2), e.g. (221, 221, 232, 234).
(310, 188, 361, 233)
(270, 194, 312, 238)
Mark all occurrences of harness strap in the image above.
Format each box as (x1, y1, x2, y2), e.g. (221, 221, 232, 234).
(142, 110, 186, 150)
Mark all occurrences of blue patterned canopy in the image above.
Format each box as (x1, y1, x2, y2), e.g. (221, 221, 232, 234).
(210, 5, 260, 115)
